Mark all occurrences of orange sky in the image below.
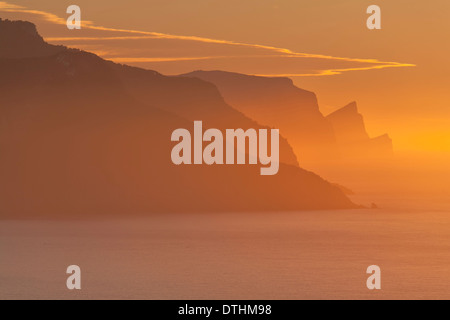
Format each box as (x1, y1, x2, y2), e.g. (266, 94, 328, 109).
(1, 0, 449, 153)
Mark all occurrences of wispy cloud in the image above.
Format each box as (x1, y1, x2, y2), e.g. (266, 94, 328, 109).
(45, 36, 162, 42)
(107, 54, 304, 63)
(0, 2, 92, 26)
(111, 56, 227, 63)
(255, 62, 417, 77)
(0, 1, 416, 77)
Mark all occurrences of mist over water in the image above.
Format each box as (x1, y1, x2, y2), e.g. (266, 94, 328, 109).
(2, 206, 450, 299)
(1, 5, 450, 300)
(3, 151, 449, 300)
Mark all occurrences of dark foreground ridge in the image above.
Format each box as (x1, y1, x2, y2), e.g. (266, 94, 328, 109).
(0, 19, 358, 217)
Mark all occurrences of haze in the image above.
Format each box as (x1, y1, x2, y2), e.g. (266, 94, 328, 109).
(2, 0, 450, 153)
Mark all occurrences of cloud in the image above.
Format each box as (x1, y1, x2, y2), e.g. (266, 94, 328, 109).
(0, 1, 93, 26)
(0, 1, 416, 77)
(255, 61, 417, 77)
(110, 56, 227, 63)
(45, 36, 162, 42)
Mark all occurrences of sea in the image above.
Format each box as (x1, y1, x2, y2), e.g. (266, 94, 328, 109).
(2, 200, 450, 299)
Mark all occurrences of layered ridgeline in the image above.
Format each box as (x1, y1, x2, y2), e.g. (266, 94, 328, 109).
(0, 19, 357, 217)
(326, 102, 393, 160)
(182, 71, 393, 166)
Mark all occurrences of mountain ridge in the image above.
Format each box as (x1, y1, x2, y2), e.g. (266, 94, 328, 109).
(326, 102, 393, 158)
(182, 70, 393, 165)
(0, 18, 358, 217)
(181, 70, 337, 165)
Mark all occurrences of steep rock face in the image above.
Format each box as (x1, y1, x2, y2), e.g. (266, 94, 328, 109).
(0, 19, 357, 217)
(326, 102, 393, 159)
(370, 134, 394, 156)
(326, 102, 369, 144)
(181, 71, 338, 164)
(112, 65, 299, 167)
(182, 71, 395, 165)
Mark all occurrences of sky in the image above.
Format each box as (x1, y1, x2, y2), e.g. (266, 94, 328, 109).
(1, 0, 449, 153)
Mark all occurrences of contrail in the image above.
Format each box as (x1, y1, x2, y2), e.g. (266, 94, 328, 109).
(0, 1, 416, 76)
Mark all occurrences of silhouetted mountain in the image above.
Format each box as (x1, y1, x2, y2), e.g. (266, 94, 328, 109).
(0, 19, 357, 217)
(326, 102, 393, 159)
(181, 70, 394, 166)
(327, 102, 369, 143)
(111, 66, 299, 167)
(181, 70, 337, 165)
(371, 134, 393, 155)
(0, 18, 64, 58)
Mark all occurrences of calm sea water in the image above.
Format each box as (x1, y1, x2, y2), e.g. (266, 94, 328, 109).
(1, 206, 450, 299)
